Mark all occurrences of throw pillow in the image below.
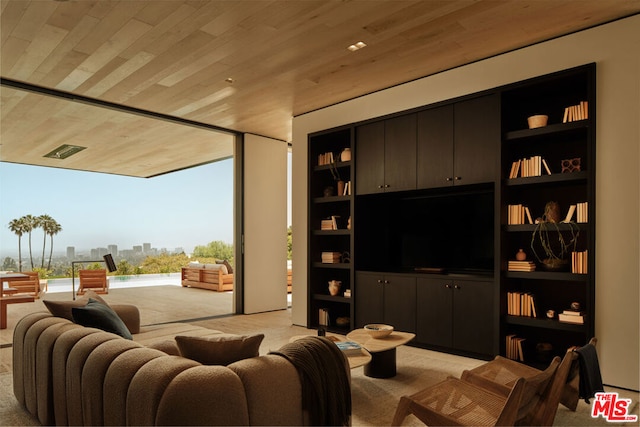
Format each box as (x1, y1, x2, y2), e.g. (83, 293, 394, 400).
(43, 290, 108, 321)
(175, 333, 264, 365)
(223, 259, 233, 274)
(216, 259, 233, 274)
(71, 299, 133, 340)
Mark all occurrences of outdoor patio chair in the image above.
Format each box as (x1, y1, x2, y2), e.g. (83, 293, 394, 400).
(5, 272, 41, 298)
(77, 269, 109, 295)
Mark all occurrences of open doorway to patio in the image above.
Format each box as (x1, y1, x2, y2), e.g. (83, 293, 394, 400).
(0, 157, 236, 322)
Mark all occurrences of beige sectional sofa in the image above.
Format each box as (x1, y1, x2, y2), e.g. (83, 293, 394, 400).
(13, 305, 349, 426)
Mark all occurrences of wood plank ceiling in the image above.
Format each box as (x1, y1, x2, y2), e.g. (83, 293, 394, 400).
(1, 0, 638, 178)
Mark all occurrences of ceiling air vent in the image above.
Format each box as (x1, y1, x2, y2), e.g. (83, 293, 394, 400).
(44, 144, 86, 159)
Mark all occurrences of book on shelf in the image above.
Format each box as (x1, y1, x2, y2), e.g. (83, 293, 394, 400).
(507, 205, 533, 225)
(576, 202, 588, 223)
(562, 101, 589, 123)
(563, 205, 576, 223)
(571, 250, 588, 274)
(321, 252, 342, 263)
(509, 156, 552, 179)
(335, 341, 363, 356)
(508, 261, 536, 272)
(342, 181, 352, 196)
(321, 219, 334, 230)
(507, 291, 537, 316)
(506, 334, 526, 361)
(558, 312, 585, 324)
(318, 152, 335, 166)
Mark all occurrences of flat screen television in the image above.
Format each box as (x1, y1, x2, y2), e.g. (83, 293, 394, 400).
(356, 187, 495, 274)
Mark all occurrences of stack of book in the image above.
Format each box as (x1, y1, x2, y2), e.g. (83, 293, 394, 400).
(507, 204, 533, 225)
(509, 156, 552, 178)
(321, 252, 341, 263)
(571, 250, 588, 274)
(563, 101, 588, 123)
(508, 260, 536, 272)
(506, 334, 526, 361)
(335, 341, 363, 356)
(558, 309, 585, 324)
(320, 215, 341, 230)
(507, 291, 537, 317)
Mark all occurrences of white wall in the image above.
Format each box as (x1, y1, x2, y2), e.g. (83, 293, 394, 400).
(243, 134, 288, 313)
(292, 16, 640, 390)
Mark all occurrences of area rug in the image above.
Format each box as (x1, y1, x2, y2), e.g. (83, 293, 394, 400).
(349, 345, 639, 426)
(2, 345, 637, 426)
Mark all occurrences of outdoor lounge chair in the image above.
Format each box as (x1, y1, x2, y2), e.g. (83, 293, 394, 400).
(77, 269, 109, 295)
(4, 272, 40, 298)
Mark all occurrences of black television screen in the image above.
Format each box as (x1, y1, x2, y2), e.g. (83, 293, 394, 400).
(395, 189, 495, 273)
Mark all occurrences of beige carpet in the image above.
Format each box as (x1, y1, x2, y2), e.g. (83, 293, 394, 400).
(1, 284, 637, 426)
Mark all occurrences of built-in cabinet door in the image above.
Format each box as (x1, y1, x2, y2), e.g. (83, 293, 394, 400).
(356, 122, 385, 195)
(384, 114, 417, 192)
(453, 94, 500, 185)
(383, 274, 416, 333)
(416, 278, 453, 347)
(417, 105, 454, 189)
(451, 280, 494, 355)
(355, 272, 384, 327)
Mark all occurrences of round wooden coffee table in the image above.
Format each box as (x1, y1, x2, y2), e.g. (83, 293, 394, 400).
(346, 329, 415, 378)
(288, 334, 372, 369)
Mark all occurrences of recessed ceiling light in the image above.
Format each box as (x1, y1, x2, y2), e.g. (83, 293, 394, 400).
(347, 41, 367, 52)
(43, 144, 86, 159)
(225, 77, 234, 84)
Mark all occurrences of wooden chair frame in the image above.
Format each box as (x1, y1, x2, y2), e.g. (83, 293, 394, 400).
(77, 269, 109, 295)
(5, 272, 41, 298)
(392, 377, 525, 426)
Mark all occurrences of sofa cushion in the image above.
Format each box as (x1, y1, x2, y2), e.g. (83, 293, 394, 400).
(217, 259, 234, 274)
(72, 299, 133, 340)
(43, 290, 107, 320)
(175, 333, 264, 365)
(147, 339, 181, 355)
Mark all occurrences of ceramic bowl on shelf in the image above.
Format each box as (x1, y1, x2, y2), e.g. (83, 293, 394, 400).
(364, 324, 393, 338)
(527, 114, 548, 129)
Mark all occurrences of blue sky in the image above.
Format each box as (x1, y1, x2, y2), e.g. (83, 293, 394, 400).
(0, 160, 234, 258)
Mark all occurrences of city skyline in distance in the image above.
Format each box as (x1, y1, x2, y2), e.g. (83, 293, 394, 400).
(0, 160, 233, 261)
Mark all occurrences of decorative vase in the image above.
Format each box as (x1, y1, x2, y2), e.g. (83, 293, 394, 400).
(328, 280, 342, 296)
(323, 186, 334, 197)
(515, 249, 527, 261)
(543, 201, 561, 223)
(337, 180, 345, 196)
(340, 148, 351, 162)
(541, 258, 569, 271)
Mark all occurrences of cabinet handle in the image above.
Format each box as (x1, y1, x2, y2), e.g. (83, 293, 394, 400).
(454, 284, 461, 290)
(378, 185, 384, 189)
(455, 176, 462, 181)
(377, 279, 383, 284)
(445, 284, 451, 289)
(384, 280, 390, 284)
(384, 184, 390, 188)
(446, 177, 453, 182)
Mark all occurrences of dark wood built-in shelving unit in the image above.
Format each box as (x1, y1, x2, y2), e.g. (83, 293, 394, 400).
(307, 63, 596, 363)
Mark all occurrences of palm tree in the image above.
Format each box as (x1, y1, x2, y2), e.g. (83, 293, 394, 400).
(39, 214, 54, 268)
(8, 218, 26, 272)
(44, 218, 62, 271)
(22, 214, 38, 270)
